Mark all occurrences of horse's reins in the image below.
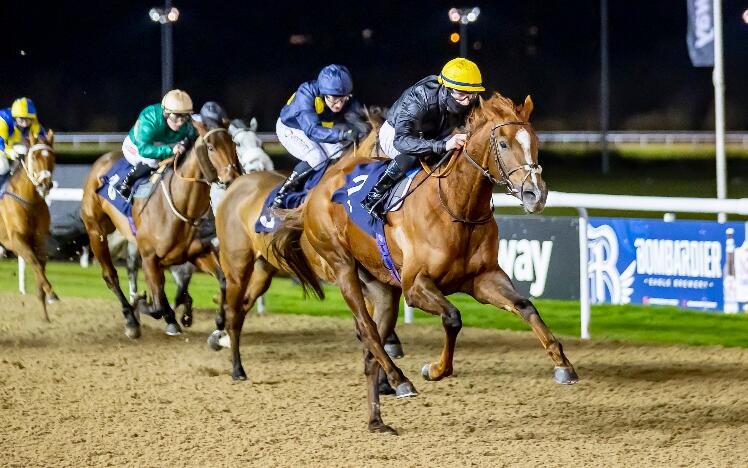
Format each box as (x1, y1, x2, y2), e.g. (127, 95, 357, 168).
(173, 127, 233, 185)
(158, 127, 231, 225)
(383, 120, 542, 224)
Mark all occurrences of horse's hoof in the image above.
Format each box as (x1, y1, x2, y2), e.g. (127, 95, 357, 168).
(46, 293, 60, 305)
(139, 309, 163, 320)
(207, 330, 225, 351)
(378, 380, 395, 395)
(125, 325, 142, 339)
(176, 304, 193, 328)
(395, 381, 418, 399)
(421, 363, 432, 381)
(180, 313, 193, 328)
(232, 368, 247, 381)
(368, 422, 398, 435)
(165, 323, 182, 336)
(218, 333, 231, 349)
(554, 366, 579, 385)
(384, 342, 404, 359)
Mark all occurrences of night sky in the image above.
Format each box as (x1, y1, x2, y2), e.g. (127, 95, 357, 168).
(4, 1, 748, 132)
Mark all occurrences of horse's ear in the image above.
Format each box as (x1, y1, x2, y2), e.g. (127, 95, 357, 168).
(29, 132, 37, 146)
(517, 95, 534, 121)
(46, 129, 55, 146)
(249, 117, 258, 132)
(193, 118, 208, 135)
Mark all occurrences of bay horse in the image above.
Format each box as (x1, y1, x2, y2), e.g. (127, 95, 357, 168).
(272, 93, 578, 434)
(81, 121, 240, 338)
(0, 131, 58, 321)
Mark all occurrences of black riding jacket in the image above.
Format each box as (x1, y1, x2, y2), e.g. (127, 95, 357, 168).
(385, 75, 471, 157)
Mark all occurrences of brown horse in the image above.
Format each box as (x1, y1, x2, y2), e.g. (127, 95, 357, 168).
(214, 159, 406, 382)
(81, 122, 240, 338)
(272, 93, 578, 434)
(0, 131, 58, 321)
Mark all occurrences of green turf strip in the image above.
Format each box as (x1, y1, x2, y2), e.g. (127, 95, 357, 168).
(1, 260, 747, 348)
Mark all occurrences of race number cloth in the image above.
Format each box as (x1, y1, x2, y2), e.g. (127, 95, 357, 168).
(96, 159, 151, 234)
(330, 162, 421, 283)
(254, 162, 328, 234)
(0, 174, 9, 197)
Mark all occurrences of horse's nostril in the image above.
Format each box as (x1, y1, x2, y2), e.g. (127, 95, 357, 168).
(522, 190, 538, 204)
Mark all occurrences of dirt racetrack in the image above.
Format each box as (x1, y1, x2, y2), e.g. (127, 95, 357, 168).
(1, 293, 748, 467)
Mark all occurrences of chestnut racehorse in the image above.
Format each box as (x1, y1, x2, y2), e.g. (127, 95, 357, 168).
(272, 93, 578, 434)
(214, 149, 404, 381)
(0, 131, 58, 321)
(81, 122, 240, 338)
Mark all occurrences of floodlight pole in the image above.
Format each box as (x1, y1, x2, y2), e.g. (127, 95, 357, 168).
(600, 0, 610, 175)
(161, 0, 174, 95)
(460, 21, 468, 57)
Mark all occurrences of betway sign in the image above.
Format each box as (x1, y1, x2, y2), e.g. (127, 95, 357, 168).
(495, 216, 580, 300)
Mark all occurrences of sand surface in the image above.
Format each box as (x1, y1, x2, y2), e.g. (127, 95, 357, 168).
(1, 293, 747, 467)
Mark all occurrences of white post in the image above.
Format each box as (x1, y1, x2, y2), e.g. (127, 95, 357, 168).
(404, 302, 414, 324)
(79, 245, 90, 268)
(18, 257, 26, 295)
(578, 208, 590, 339)
(257, 295, 265, 315)
(713, 0, 727, 223)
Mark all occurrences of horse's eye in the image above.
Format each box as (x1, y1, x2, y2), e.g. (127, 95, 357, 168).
(500, 141, 508, 149)
(207, 145, 215, 151)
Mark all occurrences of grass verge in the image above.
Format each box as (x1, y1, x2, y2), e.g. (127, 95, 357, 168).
(2, 260, 747, 348)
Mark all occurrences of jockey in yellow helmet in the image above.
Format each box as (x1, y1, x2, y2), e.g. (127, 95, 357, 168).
(0, 98, 46, 178)
(361, 58, 484, 220)
(118, 89, 197, 198)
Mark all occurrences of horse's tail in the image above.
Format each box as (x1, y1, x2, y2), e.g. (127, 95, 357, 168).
(269, 207, 325, 300)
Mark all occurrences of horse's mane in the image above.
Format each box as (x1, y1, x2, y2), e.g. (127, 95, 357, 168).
(466, 93, 522, 131)
(347, 106, 387, 160)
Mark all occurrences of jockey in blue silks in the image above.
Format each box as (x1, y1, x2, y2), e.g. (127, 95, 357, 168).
(272, 64, 367, 208)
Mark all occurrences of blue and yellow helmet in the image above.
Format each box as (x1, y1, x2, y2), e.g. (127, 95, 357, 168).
(11, 97, 37, 119)
(317, 64, 353, 96)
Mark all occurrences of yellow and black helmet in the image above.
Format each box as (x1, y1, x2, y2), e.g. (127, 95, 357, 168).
(437, 58, 485, 92)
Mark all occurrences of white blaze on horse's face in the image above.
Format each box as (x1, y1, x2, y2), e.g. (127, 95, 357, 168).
(515, 128, 537, 185)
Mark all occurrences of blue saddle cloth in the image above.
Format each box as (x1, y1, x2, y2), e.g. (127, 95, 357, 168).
(0, 173, 9, 197)
(255, 162, 329, 233)
(330, 162, 421, 283)
(96, 159, 151, 234)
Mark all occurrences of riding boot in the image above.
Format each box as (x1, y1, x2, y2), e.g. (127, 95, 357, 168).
(271, 161, 314, 208)
(118, 163, 152, 199)
(361, 159, 407, 220)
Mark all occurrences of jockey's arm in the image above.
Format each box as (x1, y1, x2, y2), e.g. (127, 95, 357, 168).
(132, 119, 174, 160)
(293, 88, 343, 144)
(392, 91, 448, 157)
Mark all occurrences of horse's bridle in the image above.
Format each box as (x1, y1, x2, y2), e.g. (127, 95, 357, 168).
(432, 120, 542, 224)
(462, 120, 542, 196)
(21, 143, 54, 188)
(174, 127, 238, 186)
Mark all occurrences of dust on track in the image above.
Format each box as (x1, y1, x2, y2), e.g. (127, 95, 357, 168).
(1, 293, 747, 467)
